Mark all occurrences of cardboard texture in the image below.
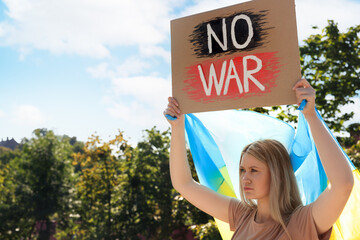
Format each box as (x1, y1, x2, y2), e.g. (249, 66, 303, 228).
(171, 0, 301, 114)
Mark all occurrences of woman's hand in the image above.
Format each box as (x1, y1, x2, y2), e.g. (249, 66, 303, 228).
(163, 97, 184, 126)
(292, 78, 316, 118)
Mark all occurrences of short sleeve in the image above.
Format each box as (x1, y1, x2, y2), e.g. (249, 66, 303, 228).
(228, 198, 250, 231)
(287, 204, 332, 240)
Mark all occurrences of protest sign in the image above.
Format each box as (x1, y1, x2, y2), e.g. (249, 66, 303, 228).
(171, 0, 301, 113)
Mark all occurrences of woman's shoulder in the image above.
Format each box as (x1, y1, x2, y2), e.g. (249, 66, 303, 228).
(290, 204, 308, 217)
(229, 198, 254, 215)
(287, 203, 332, 240)
(287, 203, 315, 230)
(228, 198, 255, 231)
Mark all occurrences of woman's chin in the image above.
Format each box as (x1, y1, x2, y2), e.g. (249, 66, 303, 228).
(244, 193, 255, 199)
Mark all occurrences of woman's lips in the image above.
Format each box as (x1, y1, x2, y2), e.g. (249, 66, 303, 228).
(244, 187, 253, 191)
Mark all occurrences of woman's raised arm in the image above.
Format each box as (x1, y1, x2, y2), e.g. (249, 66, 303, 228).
(164, 97, 233, 223)
(293, 79, 354, 234)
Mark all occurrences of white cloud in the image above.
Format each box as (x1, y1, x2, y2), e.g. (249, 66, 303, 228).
(177, 0, 360, 43)
(115, 57, 151, 77)
(178, 0, 248, 17)
(87, 63, 114, 79)
(108, 101, 159, 127)
(87, 56, 151, 79)
(0, 22, 7, 37)
(12, 105, 46, 126)
(0, 0, 178, 58)
(111, 76, 170, 103)
(0, 110, 5, 118)
(18, 47, 32, 61)
(139, 45, 171, 63)
(104, 75, 171, 141)
(296, 0, 360, 42)
(1, 0, 359, 59)
(107, 99, 170, 146)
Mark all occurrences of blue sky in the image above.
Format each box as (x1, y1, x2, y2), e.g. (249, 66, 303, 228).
(1, 0, 360, 145)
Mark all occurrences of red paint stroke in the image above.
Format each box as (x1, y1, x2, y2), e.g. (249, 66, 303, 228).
(183, 52, 280, 103)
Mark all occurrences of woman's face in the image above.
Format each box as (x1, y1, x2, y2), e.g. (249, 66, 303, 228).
(240, 153, 271, 201)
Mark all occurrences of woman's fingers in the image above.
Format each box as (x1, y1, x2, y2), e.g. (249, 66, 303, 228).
(166, 106, 179, 116)
(168, 102, 180, 114)
(293, 79, 315, 103)
(295, 87, 315, 102)
(165, 107, 178, 118)
(292, 78, 316, 116)
(292, 78, 311, 90)
(164, 97, 181, 119)
(168, 96, 179, 107)
(166, 104, 180, 118)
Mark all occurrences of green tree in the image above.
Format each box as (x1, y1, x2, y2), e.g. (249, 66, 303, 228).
(0, 146, 11, 155)
(55, 128, 214, 239)
(117, 127, 214, 239)
(0, 146, 36, 239)
(0, 160, 20, 239)
(338, 123, 360, 169)
(251, 21, 360, 133)
(0, 129, 74, 239)
(0, 146, 21, 164)
(66, 132, 131, 240)
(191, 220, 222, 240)
(344, 142, 360, 170)
(300, 21, 360, 132)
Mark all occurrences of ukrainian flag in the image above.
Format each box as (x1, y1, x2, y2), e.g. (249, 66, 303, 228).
(184, 109, 360, 240)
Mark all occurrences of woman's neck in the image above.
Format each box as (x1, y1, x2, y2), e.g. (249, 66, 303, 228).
(255, 198, 272, 223)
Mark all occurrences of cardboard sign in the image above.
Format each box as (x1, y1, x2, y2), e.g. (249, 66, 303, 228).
(171, 0, 301, 114)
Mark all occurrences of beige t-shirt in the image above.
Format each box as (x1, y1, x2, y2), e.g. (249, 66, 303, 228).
(228, 198, 332, 240)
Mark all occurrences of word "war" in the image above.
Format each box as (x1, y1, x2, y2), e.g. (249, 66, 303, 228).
(184, 52, 279, 102)
(198, 55, 264, 96)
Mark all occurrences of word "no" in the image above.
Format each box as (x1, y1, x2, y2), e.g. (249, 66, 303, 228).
(207, 14, 254, 54)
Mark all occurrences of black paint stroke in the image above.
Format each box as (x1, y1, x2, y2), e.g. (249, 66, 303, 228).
(189, 10, 272, 58)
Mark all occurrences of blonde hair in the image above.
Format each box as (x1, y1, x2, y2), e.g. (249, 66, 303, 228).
(239, 139, 302, 238)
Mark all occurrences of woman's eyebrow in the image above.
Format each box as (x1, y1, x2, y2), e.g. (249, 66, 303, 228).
(250, 166, 261, 169)
(240, 165, 261, 169)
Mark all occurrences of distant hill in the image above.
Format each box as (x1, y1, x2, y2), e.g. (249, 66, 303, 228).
(0, 138, 19, 150)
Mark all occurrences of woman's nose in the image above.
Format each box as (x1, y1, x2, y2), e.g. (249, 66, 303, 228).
(242, 172, 251, 183)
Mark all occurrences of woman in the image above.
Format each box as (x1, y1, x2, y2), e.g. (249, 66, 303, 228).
(163, 78, 354, 239)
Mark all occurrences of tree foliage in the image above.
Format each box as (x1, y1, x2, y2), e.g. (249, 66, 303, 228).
(251, 21, 360, 133)
(62, 132, 131, 239)
(338, 123, 360, 169)
(0, 129, 75, 239)
(54, 127, 213, 240)
(300, 20, 360, 131)
(118, 127, 212, 239)
(345, 142, 360, 170)
(0, 146, 20, 164)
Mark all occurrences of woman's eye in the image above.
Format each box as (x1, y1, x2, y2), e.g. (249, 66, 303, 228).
(251, 169, 258, 172)
(240, 168, 245, 173)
